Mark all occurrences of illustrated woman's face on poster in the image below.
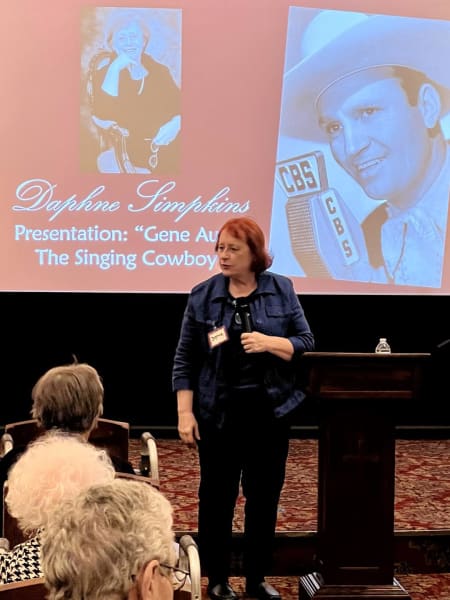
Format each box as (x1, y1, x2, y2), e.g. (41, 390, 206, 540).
(111, 21, 147, 60)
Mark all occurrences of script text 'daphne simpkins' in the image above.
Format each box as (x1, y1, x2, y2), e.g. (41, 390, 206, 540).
(12, 179, 250, 223)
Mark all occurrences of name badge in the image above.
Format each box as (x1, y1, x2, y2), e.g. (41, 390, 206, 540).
(208, 325, 228, 349)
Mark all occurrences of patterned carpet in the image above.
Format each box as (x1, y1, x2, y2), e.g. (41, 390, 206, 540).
(129, 438, 450, 600)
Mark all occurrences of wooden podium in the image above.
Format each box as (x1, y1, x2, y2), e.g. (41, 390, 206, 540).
(298, 352, 430, 600)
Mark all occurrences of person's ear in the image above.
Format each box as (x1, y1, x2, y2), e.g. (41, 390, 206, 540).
(138, 559, 161, 600)
(418, 83, 442, 129)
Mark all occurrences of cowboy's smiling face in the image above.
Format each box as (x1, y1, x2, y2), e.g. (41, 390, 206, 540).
(317, 69, 436, 208)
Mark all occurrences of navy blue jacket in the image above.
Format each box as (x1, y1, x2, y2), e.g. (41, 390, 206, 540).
(172, 271, 315, 425)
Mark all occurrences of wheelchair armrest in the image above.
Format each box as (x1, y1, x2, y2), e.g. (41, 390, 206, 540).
(178, 534, 201, 600)
(140, 432, 160, 483)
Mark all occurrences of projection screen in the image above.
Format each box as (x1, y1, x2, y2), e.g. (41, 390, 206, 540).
(1, 0, 449, 294)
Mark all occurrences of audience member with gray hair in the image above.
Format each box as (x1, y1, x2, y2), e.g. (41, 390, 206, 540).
(0, 360, 134, 492)
(31, 360, 105, 433)
(0, 432, 116, 583)
(41, 478, 182, 600)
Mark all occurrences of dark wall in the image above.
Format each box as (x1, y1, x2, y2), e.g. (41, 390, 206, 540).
(2, 292, 448, 431)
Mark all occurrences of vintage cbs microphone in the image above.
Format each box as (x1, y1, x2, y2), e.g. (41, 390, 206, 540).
(275, 151, 370, 280)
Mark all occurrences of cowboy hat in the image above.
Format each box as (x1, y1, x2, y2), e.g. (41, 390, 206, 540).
(279, 9, 450, 141)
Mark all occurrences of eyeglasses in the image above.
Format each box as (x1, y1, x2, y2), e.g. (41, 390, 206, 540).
(159, 563, 189, 590)
(131, 562, 189, 591)
(144, 138, 160, 171)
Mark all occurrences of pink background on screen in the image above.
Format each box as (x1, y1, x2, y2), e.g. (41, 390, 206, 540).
(0, 0, 448, 293)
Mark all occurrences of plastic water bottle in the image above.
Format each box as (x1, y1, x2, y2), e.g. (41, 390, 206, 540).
(375, 338, 391, 353)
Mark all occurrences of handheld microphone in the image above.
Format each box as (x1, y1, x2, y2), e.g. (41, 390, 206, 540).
(238, 303, 253, 332)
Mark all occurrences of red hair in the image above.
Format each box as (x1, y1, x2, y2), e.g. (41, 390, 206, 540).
(215, 217, 273, 274)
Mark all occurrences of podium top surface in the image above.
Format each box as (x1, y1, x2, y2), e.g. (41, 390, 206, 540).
(302, 352, 430, 400)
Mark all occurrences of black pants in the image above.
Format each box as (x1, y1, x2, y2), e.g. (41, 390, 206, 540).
(197, 391, 290, 586)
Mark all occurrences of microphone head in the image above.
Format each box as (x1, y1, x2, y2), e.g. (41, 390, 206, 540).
(242, 310, 253, 333)
(237, 302, 253, 332)
(275, 151, 374, 281)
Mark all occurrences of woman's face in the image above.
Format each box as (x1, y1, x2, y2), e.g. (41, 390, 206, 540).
(216, 231, 254, 278)
(112, 22, 146, 61)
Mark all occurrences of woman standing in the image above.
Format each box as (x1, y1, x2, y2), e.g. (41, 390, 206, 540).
(172, 217, 314, 600)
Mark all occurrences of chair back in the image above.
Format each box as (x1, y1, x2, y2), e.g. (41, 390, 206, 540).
(0, 577, 46, 599)
(3, 417, 130, 463)
(3, 420, 43, 448)
(89, 417, 130, 463)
